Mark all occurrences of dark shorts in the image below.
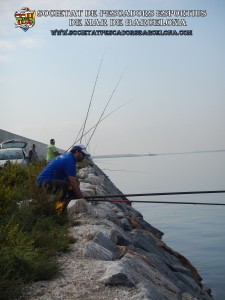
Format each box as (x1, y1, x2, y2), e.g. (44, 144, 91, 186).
(43, 179, 76, 201)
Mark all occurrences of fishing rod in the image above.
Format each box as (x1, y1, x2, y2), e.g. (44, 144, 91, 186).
(86, 69, 126, 147)
(86, 199, 225, 206)
(65, 101, 132, 153)
(65, 100, 132, 152)
(67, 55, 104, 150)
(80, 53, 105, 144)
(84, 189, 225, 199)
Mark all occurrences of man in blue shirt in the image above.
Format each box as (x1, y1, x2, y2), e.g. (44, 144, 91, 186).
(37, 144, 90, 208)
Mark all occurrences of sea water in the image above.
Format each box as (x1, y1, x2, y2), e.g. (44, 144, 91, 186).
(95, 152, 225, 299)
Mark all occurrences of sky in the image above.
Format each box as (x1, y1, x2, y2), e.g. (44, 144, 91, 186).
(1, 0, 225, 156)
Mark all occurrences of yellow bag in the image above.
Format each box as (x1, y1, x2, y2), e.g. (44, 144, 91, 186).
(54, 201, 65, 215)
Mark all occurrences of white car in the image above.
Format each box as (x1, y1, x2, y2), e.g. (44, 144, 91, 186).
(0, 140, 29, 167)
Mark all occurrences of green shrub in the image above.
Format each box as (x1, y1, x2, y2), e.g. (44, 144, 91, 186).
(0, 161, 72, 299)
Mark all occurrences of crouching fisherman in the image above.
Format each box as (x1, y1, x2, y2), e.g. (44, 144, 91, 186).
(37, 145, 90, 213)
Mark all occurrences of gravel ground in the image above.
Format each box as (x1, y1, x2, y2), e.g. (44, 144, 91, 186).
(22, 214, 140, 300)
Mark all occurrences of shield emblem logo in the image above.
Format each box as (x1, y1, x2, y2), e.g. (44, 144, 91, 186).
(15, 7, 36, 32)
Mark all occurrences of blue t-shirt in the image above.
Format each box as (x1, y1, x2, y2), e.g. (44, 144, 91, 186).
(37, 152, 76, 185)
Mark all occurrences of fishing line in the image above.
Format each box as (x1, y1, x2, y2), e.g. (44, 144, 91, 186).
(92, 150, 225, 159)
(157, 150, 225, 156)
(101, 168, 148, 174)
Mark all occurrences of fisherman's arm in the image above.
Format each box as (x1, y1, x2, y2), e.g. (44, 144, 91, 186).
(52, 145, 61, 156)
(68, 176, 83, 199)
(53, 150, 61, 156)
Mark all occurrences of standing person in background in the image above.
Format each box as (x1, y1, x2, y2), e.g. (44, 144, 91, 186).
(28, 143, 38, 163)
(46, 139, 61, 163)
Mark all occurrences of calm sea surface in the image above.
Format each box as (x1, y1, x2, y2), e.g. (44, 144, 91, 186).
(95, 152, 225, 300)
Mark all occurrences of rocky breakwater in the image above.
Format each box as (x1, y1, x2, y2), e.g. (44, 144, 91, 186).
(24, 164, 212, 300)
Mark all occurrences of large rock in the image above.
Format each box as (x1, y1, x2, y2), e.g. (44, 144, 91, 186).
(100, 253, 180, 299)
(99, 219, 133, 246)
(83, 241, 115, 261)
(99, 261, 135, 287)
(68, 199, 92, 214)
(68, 164, 212, 300)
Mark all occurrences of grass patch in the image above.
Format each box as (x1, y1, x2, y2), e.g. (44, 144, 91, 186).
(0, 161, 73, 299)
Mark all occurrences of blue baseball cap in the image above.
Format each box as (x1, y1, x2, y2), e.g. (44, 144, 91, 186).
(71, 144, 90, 156)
